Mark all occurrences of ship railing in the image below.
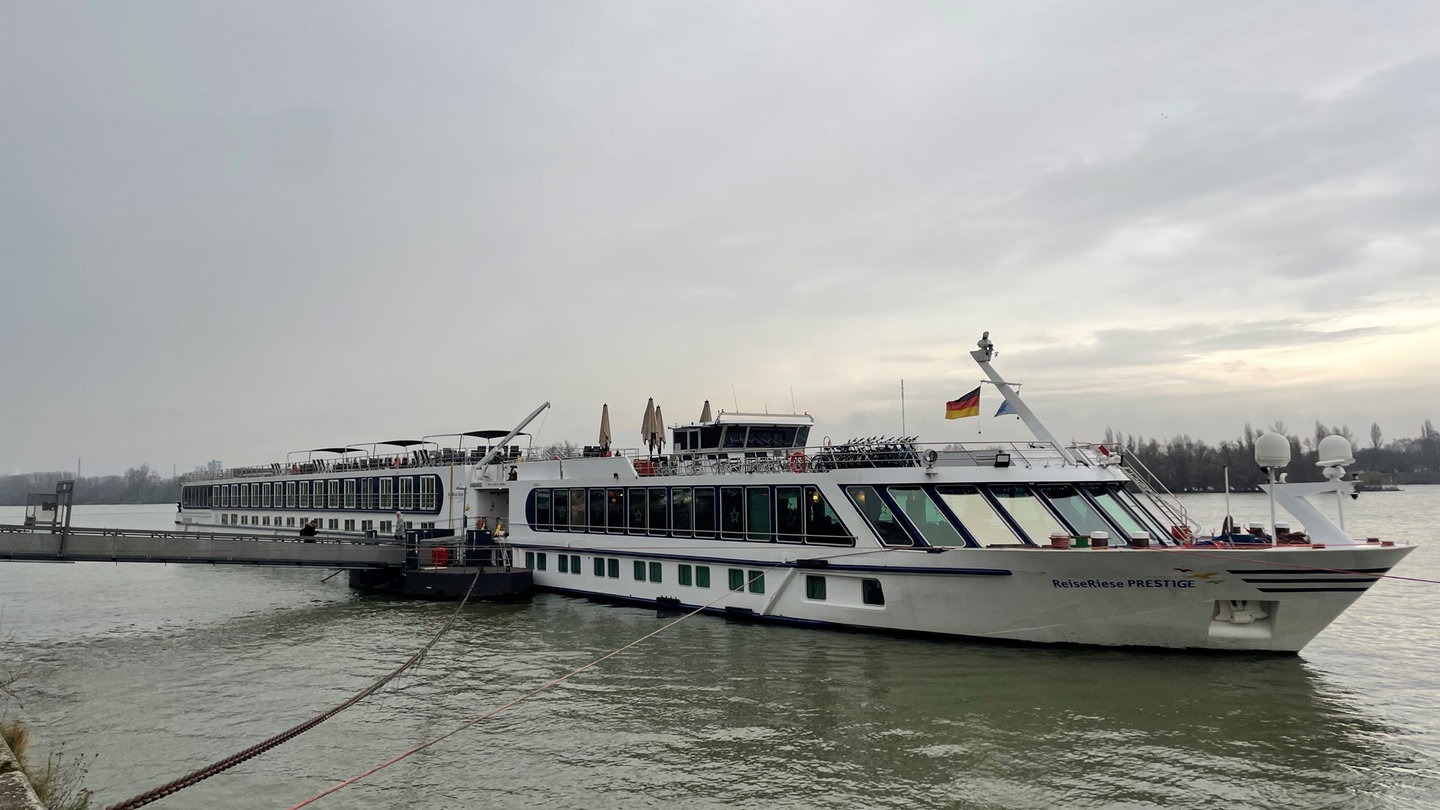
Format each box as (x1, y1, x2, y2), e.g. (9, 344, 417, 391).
(1113, 450, 1196, 534)
(181, 445, 527, 482)
(616, 439, 1088, 477)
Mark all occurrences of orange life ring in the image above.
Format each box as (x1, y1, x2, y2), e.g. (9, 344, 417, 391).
(788, 451, 808, 473)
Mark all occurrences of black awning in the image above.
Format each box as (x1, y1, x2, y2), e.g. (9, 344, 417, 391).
(463, 430, 528, 440)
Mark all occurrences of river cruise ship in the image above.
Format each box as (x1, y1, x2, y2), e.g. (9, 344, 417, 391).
(474, 333, 1412, 652)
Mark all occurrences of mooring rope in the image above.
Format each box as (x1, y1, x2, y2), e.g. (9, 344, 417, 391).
(284, 554, 815, 809)
(104, 568, 483, 810)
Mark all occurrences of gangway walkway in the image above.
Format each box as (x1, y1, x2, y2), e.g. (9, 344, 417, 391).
(0, 524, 406, 569)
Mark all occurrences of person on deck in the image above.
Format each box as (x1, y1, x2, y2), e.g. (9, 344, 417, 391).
(299, 519, 318, 541)
(394, 511, 406, 542)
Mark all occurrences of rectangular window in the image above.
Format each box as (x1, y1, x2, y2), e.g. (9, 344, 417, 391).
(344, 479, 357, 510)
(627, 488, 646, 532)
(720, 487, 744, 539)
(594, 557, 606, 577)
(211, 485, 220, 508)
(607, 558, 620, 578)
(634, 561, 647, 581)
(553, 489, 570, 527)
(806, 575, 827, 600)
(525, 551, 535, 569)
(381, 520, 392, 534)
(747, 570, 765, 594)
(588, 489, 607, 531)
(606, 489, 625, 534)
(648, 561, 662, 583)
(379, 478, 394, 510)
(569, 488, 586, 528)
(571, 554, 581, 575)
(361, 478, 375, 510)
(262, 483, 272, 508)
(328, 480, 340, 509)
(536, 553, 547, 571)
(862, 578, 885, 605)
(328, 519, 338, 530)
(298, 481, 310, 509)
(728, 568, 745, 592)
(695, 566, 711, 588)
(558, 554, 570, 574)
(988, 485, 1066, 545)
(421, 477, 437, 511)
(262, 516, 270, 526)
(776, 486, 803, 543)
(285, 482, 296, 509)
(398, 477, 414, 510)
(241, 515, 247, 525)
(678, 564, 693, 586)
(343, 519, 355, 531)
(672, 487, 693, 536)
(535, 489, 553, 529)
(694, 487, 716, 539)
(747, 488, 772, 542)
(221, 513, 228, 525)
(240, 484, 250, 508)
(648, 489, 669, 535)
(935, 485, 1018, 546)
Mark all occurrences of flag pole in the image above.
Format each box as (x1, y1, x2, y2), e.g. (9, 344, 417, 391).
(900, 379, 906, 435)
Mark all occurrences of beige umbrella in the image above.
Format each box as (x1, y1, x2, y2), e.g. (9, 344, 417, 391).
(700, 399, 712, 422)
(641, 397, 656, 455)
(653, 405, 666, 453)
(598, 403, 612, 450)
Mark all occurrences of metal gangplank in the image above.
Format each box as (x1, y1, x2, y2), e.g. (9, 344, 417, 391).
(0, 524, 405, 569)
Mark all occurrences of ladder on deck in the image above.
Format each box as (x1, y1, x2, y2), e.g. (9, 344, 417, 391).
(1119, 453, 1197, 536)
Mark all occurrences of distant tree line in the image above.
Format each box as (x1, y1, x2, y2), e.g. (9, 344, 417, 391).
(0, 465, 179, 507)
(1106, 419, 1440, 492)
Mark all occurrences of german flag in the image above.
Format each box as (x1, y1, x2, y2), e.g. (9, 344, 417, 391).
(945, 387, 981, 419)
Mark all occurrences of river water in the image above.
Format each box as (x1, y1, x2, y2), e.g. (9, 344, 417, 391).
(2, 490, 1437, 809)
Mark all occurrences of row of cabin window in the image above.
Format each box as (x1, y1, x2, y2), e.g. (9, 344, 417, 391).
(848, 482, 1174, 548)
(528, 485, 853, 545)
(525, 551, 887, 605)
(193, 477, 440, 512)
(218, 514, 421, 533)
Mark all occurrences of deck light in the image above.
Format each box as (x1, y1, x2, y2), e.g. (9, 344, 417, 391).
(993, 452, 1010, 468)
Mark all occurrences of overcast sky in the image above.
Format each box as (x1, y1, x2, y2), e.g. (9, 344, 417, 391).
(3, 1, 1438, 476)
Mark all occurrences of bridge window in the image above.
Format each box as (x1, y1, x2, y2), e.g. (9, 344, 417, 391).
(1038, 484, 1111, 537)
(888, 486, 967, 547)
(935, 485, 1015, 546)
(846, 486, 913, 546)
(988, 485, 1065, 545)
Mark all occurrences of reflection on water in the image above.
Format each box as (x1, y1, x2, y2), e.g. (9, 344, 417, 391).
(2, 502, 1438, 808)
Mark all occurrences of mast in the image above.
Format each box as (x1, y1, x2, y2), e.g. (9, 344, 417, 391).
(969, 332, 1078, 465)
(475, 401, 551, 468)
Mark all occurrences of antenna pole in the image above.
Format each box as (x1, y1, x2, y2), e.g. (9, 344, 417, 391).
(900, 379, 906, 435)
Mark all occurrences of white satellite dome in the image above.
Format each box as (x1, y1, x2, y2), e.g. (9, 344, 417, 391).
(1316, 434, 1356, 467)
(1254, 432, 1292, 468)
